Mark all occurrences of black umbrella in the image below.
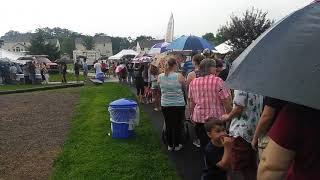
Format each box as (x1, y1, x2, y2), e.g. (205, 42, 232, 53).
(226, 1, 320, 110)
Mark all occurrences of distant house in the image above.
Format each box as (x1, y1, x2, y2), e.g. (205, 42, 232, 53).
(75, 36, 113, 57)
(0, 33, 32, 52)
(138, 39, 164, 53)
(0, 33, 60, 53)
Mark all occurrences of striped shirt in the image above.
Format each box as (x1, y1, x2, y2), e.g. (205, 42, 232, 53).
(188, 75, 230, 123)
(183, 60, 194, 76)
(159, 73, 185, 107)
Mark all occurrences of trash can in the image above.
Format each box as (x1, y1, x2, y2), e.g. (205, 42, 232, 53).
(96, 72, 105, 82)
(108, 98, 139, 139)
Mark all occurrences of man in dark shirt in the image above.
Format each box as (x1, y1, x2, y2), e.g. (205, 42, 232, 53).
(202, 119, 231, 180)
(216, 59, 229, 81)
(74, 60, 81, 82)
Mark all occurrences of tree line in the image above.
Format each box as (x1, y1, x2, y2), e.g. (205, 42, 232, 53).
(1, 8, 273, 61)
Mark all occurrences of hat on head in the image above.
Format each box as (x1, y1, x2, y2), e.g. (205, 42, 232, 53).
(202, 48, 211, 56)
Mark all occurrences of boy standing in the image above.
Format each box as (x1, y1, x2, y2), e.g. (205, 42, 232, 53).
(202, 119, 232, 180)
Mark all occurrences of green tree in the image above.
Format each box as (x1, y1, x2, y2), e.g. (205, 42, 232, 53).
(81, 35, 95, 50)
(219, 8, 273, 52)
(4, 30, 21, 37)
(131, 35, 154, 47)
(60, 38, 75, 57)
(28, 30, 60, 60)
(111, 37, 131, 55)
(0, 39, 4, 48)
(202, 33, 225, 46)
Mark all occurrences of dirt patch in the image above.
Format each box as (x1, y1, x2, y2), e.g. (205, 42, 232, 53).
(0, 88, 80, 180)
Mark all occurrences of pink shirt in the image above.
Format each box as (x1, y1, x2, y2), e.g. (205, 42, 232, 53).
(188, 75, 230, 123)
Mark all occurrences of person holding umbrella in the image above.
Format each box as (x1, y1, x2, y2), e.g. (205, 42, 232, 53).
(257, 103, 320, 180)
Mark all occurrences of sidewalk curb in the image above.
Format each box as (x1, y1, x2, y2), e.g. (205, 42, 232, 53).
(0, 83, 84, 95)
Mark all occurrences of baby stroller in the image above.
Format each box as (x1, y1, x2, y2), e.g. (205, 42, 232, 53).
(161, 118, 192, 145)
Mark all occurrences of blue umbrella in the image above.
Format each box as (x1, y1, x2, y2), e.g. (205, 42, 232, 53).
(168, 35, 215, 51)
(148, 42, 170, 55)
(226, 1, 320, 110)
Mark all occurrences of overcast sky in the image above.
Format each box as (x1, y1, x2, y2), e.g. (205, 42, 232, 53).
(1, 0, 312, 38)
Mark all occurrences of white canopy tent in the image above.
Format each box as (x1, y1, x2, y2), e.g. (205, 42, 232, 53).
(0, 48, 24, 60)
(108, 49, 138, 60)
(212, 41, 233, 54)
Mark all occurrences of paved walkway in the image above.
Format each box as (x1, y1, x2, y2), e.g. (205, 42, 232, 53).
(127, 85, 203, 180)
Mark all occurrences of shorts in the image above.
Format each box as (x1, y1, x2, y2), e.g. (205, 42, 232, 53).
(231, 136, 257, 173)
(144, 81, 149, 87)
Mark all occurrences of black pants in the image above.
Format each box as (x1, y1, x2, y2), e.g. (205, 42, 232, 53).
(161, 106, 185, 147)
(135, 77, 144, 95)
(194, 123, 210, 153)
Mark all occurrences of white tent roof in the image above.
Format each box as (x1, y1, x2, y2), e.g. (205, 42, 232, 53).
(212, 41, 233, 54)
(0, 48, 24, 60)
(108, 49, 138, 60)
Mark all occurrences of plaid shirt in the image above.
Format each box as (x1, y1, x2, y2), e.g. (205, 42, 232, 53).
(188, 75, 230, 123)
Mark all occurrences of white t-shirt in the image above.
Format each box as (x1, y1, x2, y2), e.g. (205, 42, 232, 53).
(94, 63, 102, 74)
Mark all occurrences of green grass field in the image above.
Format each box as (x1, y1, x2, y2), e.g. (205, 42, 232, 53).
(51, 83, 178, 180)
(49, 73, 85, 82)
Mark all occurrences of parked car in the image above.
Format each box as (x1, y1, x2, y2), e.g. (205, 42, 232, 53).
(17, 56, 59, 72)
(36, 57, 59, 72)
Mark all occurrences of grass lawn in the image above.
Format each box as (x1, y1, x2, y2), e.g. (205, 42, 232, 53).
(51, 83, 178, 180)
(49, 73, 85, 82)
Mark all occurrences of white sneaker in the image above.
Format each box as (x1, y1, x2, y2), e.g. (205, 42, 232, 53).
(168, 146, 173, 151)
(174, 144, 183, 151)
(193, 139, 201, 148)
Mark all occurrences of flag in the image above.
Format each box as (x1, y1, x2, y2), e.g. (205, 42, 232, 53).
(165, 13, 174, 43)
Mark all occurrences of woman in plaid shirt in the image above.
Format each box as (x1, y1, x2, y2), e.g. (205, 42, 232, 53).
(188, 59, 232, 152)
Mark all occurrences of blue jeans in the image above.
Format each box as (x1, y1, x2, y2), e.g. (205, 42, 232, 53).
(128, 72, 134, 84)
(30, 73, 36, 84)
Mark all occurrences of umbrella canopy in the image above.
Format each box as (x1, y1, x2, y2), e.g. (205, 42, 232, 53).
(115, 64, 126, 73)
(151, 54, 168, 73)
(131, 56, 153, 64)
(226, 1, 320, 110)
(168, 35, 215, 51)
(212, 41, 233, 54)
(148, 42, 170, 55)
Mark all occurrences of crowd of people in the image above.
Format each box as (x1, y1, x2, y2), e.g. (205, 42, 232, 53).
(120, 49, 319, 180)
(0, 60, 50, 85)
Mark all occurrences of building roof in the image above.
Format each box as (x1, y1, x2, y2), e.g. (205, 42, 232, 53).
(0, 33, 33, 43)
(75, 36, 112, 44)
(139, 39, 164, 49)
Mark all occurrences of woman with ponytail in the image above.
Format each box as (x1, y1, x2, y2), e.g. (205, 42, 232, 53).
(158, 57, 186, 151)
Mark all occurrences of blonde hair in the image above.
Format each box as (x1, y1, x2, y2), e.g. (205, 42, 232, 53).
(164, 57, 177, 76)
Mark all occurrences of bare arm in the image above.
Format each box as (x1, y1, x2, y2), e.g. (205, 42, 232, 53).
(178, 73, 186, 86)
(222, 96, 232, 114)
(221, 105, 244, 122)
(258, 139, 295, 180)
(189, 98, 195, 118)
(186, 72, 195, 87)
(216, 137, 232, 170)
(252, 106, 276, 150)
